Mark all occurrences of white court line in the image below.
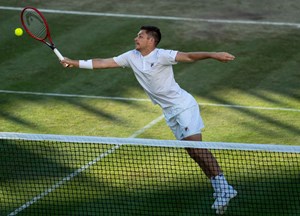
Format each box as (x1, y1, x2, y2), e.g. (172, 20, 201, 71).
(8, 145, 121, 216)
(7, 115, 164, 216)
(128, 115, 165, 138)
(0, 6, 300, 28)
(0, 90, 150, 102)
(0, 90, 299, 112)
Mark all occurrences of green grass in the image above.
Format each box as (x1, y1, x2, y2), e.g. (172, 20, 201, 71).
(0, 1, 299, 215)
(0, 3, 299, 143)
(1, 141, 299, 215)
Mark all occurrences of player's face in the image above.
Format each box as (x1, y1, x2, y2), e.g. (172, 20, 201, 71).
(134, 30, 151, 51)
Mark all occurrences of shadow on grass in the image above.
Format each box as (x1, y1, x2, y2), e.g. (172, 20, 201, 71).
(0, 140, 77, 182)
(0, 93, 146, 133)
(204, 94, 300, 136)
(0, 13, 299, 145)
(0, 110, 37, 130)
(56, 97, 127, 124)
(1, 141, 299, 216)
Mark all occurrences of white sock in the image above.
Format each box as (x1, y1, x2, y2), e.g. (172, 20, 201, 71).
(211, 174, 229, 192)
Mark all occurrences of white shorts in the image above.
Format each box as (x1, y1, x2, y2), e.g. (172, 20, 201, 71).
(164, 105, 204, 140)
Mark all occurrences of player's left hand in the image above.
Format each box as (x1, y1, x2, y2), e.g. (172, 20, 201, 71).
(214, 52, 235, 62)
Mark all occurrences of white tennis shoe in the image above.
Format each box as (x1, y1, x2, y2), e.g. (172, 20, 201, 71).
(212, 186, 237, 215)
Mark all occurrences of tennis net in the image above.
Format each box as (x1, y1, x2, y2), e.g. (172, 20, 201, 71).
(1, 132, 299, 215)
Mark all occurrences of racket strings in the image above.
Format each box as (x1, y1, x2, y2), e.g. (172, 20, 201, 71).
(22, 10, 47, 40)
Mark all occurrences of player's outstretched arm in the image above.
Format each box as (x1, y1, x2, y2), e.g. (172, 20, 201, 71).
(61, 58, 120, 69)
(175, 52, 235, 63)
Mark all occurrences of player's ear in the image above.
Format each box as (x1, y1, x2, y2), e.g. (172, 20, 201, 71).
(149, 37, 155, 45)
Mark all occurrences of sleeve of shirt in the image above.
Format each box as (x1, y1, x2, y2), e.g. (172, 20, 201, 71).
(113, 51, 131, 68)
(159, 49, 178, 65)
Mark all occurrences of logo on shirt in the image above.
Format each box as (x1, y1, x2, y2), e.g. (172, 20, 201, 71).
(150, 63, 154, 67)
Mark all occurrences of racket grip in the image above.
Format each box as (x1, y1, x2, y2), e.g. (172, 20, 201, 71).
(53, 48, 64, 61)
(53, 48, 69, 67)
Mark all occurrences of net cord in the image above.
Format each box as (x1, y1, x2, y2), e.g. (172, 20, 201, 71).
(1, 132, 299, 153)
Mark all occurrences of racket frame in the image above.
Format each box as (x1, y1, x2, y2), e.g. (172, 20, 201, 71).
(21, 6, 65, 61)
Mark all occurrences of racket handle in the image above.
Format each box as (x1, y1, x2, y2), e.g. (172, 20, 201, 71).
(53, 48, 64, 61)
(53, 48, 69, 67)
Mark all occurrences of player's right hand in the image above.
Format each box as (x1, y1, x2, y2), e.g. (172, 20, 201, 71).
(61, 57, 74, 68)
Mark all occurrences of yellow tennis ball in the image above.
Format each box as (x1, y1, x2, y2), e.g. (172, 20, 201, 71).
(15, 28, 23, 36)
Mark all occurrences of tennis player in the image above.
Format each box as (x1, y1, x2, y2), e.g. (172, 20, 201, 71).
(61, 26, 237, 214)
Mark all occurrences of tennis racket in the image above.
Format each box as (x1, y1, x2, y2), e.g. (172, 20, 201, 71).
(21, 6, 67, 64)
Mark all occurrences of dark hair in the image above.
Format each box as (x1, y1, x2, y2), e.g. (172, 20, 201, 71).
(140, 26, 161, 46)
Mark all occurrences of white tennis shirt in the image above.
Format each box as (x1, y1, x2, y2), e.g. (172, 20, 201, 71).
(113, 48, 194, 109)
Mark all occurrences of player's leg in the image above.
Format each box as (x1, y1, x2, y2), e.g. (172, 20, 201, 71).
(184, 134, 221, 178)
(184, 134, 237, 214)
(171, 105, 237, 215)
(169, 105, 221, 178)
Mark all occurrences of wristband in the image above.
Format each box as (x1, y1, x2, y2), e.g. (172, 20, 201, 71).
(79, 60, 93, 69)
